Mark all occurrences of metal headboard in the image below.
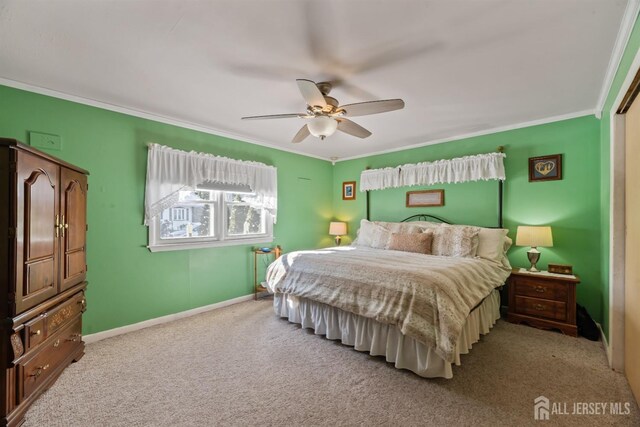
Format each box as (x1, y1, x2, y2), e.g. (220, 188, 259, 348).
(400, 214, 451, 224)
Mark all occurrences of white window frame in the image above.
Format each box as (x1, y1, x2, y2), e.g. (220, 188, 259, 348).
(148, 189, 273, 252)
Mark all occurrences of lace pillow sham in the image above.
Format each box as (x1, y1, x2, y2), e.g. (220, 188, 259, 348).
(432, 225, 480, 257)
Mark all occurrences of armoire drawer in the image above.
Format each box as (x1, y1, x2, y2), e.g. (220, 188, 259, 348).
(20, 318, 82, 401)
(46, 292, 85, 337)
(24, 315, 47, 352)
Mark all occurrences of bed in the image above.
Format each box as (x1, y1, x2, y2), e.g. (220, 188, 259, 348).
(265, 217, 511, 379)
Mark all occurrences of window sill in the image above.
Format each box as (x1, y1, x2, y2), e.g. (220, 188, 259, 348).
(147, 236, 273, 252)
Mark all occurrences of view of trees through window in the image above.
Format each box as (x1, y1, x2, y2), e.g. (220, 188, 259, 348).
(226, 193, 264, 235)
(159, 190, 266, 240)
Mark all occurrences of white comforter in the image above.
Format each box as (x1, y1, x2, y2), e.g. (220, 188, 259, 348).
(266, 246, 510, 363)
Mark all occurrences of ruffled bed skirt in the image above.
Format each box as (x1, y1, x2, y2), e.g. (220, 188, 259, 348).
(273, 290, 500, 379)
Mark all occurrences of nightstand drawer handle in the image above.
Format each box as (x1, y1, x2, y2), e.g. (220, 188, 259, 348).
(534, 304, 546, 311)
(535, 286, 546, 293)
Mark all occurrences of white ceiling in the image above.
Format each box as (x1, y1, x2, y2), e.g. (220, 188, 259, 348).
(0, 0, 629, 161)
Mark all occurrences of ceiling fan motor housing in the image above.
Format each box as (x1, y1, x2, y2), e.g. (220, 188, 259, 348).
(241, 78, 404, 143)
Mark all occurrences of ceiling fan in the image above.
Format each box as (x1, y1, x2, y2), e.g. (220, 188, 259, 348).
(241, 79, 405, 143)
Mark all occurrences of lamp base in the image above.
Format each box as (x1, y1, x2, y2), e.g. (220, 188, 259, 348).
(335, 236, 342, 246)
(527, 247, 541, 272)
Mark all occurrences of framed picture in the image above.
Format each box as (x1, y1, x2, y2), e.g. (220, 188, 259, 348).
(406, 189, 444, 207)
(342, 181, 356, 200)
(529, 154, 562, 182)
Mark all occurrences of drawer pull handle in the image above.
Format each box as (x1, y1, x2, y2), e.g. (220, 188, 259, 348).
(78, 298, 87, 311)
(53, 339, 60, 348)
(535, 286, 546, 293)
(66, 333, 82, 342)
(534, 304, 546, 311)
(30, 329, 41, 336)
(29, 364, 49, 378)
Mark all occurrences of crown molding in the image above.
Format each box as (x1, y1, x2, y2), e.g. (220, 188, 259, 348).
(0, 77, 331, 162)
(595, 0, 640, 118)
(0, 77, 596, 164)
(334, 109, 596, 162)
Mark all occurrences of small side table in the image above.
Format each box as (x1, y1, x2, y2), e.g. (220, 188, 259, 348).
(507, 268, 580, 336)
(253, 246, 282, 300)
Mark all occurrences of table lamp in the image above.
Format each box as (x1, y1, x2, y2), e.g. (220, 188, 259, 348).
(329, 222, 347, 246)
(515, 226, 553, 272)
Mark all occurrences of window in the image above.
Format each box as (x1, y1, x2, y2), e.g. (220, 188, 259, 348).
(144, 144, 277, 252)
(148, 188, 273, 252)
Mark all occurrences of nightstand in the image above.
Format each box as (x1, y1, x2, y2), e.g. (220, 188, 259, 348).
(507, 268, 580, 336)
(253, 246, 282, 300)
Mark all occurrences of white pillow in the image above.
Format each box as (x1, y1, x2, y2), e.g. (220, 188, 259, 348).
(476, 228, 509, 263)
(373, 220, 425, 234)
(407, 221, 445, 230)
(354, 219, 391, 249)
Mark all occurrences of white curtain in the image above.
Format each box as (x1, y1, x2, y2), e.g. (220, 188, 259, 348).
(360, 152, 505, 191)
(144, 144, 277, 225)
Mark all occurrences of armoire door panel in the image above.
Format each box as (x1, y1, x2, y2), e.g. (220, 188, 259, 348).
(60, 168, 87, 292)
(24, 258, 55, 296)
(15, 152, 59, 314)
(24, 170, 56, 261)
(65, 251, 85, 279)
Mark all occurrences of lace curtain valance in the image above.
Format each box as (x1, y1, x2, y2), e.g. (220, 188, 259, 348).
(144, 144, 278, 225)
(360, 152, 506, 191)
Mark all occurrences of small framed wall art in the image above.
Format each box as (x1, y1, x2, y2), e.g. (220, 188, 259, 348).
(529, 154, 562, 182)
(342, 181, 356, 200)
(406, 189, 444, 207)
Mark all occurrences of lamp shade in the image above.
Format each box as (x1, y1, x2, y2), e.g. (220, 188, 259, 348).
(515, 226, 553, 247)
(329, 221, 347, 236)
(308, 116, 338, 139)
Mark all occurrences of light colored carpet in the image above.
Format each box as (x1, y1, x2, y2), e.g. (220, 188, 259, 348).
(23, 299, 639, 427)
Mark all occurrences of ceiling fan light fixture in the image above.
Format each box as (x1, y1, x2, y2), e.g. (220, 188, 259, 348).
(307, 116, 338, 140)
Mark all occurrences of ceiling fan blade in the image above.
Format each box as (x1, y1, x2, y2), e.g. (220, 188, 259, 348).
(292, 124, 310, 143)
(339, 99, 405, 117)
(337, 119, 372, 139)
(296, 79, 327, 108)
(241, 113, 305, 120)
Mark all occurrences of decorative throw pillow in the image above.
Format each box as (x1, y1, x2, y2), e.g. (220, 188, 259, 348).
(432, 225, 481, 257)
(476, 228, 509, 262)
(387, 232, 433, 254)
(354, 219, 391, 249)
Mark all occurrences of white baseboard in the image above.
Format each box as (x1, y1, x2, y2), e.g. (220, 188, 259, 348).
(83, 294, 255, 344)
(597, 322, 612, 367)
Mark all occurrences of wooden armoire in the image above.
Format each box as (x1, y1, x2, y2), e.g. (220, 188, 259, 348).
(0, 138, 88, 426)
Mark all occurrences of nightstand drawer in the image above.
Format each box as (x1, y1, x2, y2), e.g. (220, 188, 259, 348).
(515, 296, 566, 321)
(512, 277, 568, 301)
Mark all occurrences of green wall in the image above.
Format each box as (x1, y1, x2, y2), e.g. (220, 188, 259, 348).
(0, 85, 334, 335)
(0, 78, 615, 335)
(333, 116, 604, 323)
(599, 13, 640, 340)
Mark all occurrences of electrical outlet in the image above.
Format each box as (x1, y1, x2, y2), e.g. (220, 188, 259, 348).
(29, 132, 62, 151)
